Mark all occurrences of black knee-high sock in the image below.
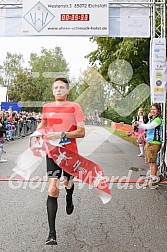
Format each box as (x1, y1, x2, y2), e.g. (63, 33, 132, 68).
(65, 184, 74, 205)
(47, 196, 58, 234)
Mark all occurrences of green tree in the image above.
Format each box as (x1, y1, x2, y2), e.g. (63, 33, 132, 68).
(5, 47, 69, 112)
(76, 67, 107, 115)
(0, 52, 24, 87)
(7, 72, 38, 102)
(29, 47, 69, 102)
(86, 37, 151, 121)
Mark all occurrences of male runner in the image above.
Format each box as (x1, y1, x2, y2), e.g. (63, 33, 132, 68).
(37, 77, 85, 245)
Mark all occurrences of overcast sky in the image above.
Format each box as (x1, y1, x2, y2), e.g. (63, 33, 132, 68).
(0, 36, 97, 78)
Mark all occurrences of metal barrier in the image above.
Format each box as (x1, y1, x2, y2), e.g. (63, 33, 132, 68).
(5, 120, 41, 141)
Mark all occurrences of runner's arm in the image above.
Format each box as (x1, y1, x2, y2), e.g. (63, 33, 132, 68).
(37, 119, 47, 129)
(45, 122, 85, 140)
(65, 122, 85, 139)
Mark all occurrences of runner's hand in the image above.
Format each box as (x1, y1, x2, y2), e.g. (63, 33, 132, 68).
(45, 132, 61, 140)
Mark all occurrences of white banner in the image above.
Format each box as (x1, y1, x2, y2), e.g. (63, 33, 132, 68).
(109, 0, 150, 38)
(151, 38, 167, 103)
(0, 87, 7, 103)
(22, 0, 109, 36)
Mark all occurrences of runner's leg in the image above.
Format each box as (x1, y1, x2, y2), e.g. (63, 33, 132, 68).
(64, 172, 74, 215)
(45, 156, 61, 245)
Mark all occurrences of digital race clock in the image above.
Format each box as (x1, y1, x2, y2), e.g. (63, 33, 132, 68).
(61, 14, 89, 21)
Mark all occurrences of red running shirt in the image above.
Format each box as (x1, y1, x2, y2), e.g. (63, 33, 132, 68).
(42, 101, 85, 153)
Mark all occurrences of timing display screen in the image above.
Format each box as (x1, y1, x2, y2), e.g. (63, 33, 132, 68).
(61, 14, 89, 21)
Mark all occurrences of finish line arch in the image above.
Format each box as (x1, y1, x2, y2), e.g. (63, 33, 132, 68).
(0, 0, 166, 177)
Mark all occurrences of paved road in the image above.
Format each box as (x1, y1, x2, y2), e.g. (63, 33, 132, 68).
(0, 126, 167, 252)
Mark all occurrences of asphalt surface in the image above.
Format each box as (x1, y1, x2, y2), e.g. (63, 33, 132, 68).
(0, 125, 167, 252)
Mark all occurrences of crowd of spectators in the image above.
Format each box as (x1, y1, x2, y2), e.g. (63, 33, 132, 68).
(85, 112, 102, 126)
(0, 109, 41, 141)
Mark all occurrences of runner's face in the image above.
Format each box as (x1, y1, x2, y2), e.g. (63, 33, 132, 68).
(53, 81, 69, 101)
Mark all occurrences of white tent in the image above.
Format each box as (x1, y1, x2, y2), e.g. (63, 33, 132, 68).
(0, 86, 7, 103)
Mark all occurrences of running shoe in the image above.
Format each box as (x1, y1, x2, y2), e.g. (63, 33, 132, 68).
(45, 232, 57, 245)
(0, 159, 7, 163)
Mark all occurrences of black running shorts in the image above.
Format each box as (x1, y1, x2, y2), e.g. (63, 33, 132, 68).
(46, 156, 73, 180)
